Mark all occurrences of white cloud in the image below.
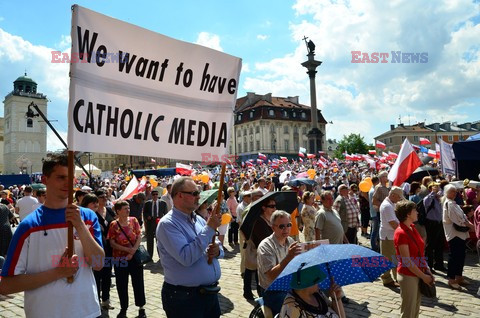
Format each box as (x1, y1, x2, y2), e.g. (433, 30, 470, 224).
(56, 35, 71, 50)
(243, 0, 480, 144)
(241, 62, 251, 73)
(195, 32, 223, 52)
(257, 34, 268, 41)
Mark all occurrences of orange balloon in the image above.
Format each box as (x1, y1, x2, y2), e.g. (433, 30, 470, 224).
(201, 175, 210, 183)
(359, 181, 371, 192)
(221, 213, 232, 225)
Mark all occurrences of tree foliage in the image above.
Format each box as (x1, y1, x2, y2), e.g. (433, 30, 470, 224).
(333, 133, 370, 158)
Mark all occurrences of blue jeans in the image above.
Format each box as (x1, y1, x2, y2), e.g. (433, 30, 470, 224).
(161, 282, 220, 318)
(370, 215, 380, 252)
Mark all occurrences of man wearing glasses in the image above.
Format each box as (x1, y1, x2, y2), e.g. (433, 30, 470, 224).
(257, 210, 302, 316)
(156, 177, 224, 318)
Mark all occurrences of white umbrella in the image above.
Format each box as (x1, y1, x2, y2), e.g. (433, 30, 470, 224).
(279, 170, 292, 183)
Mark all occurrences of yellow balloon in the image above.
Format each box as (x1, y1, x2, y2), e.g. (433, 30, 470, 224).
(201, 175, 210, 183)
(359, 181, 371, 192)
(333, 168, 338, 173)
(149, 177, 158, 188)
(365, 178, 373, 188)
(364, 177, 372, 183)
(240, 173, 245, 178)
(221, 213, 232, 225)
(163, 188, 167, 195)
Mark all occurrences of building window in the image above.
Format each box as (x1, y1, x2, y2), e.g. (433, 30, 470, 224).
(256, 140, 260, 149)
(402, 136, 406, 141)
(238, 143, 242, 153)
(301, 112, 306, 119)
(389, 138, 392, 144)
(269, 109, 275, 117)
(249, 127, 253, 134)
(284, 140, 289, 151)
(413, 136, 418, 141)
(448, 135, 453, 141)
(271, 139, 276, 151)
(294, 126, 298, 134)
(256, 126, 260, 133)
(284, 126, 289, 134)
(244, 141, 247, 152)
(294, 140, 299, 151)
(292, 112, 296, 118)
(250, 140, 254, 151)
(27, 118, 33, 128)
(237, 129, 241, 137)
(302, 127, 307, 134)
(243, 129, 247, 136)
(250, 111, 254, 119)
(237, 114, 242, 121)
(283, 110, 288, 118)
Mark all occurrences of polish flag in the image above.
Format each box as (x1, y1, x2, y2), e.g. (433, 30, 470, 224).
(427, 149, 439, 159)
(298, 152, 305, 158)
(388, 151, 398, 159)
(246, 161, 254, 167)
(280, 156, 288, 163)
(388, 139, 422, 186)
(299, 157, 304, 163)
(368, 150, 376, 155)
(307, 153, 316, 159)
(419, 137, 431, 145)
(258, 153, 267, 160)
(376, 140, 386, 149)
(257, 159, 264, 165)
(118, 176, 140, 201)
(176, 163, 193, 175)
(317, 160, 327, 168)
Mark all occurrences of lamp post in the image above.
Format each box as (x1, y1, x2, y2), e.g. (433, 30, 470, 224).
(301, 37, 324, 153)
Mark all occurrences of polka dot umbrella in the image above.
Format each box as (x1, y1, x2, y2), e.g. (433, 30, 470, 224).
(268, 244, 394, 291)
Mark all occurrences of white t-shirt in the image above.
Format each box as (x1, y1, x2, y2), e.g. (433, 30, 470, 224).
(17, 195, 39, 221)
(1, 206, 103, 318)
(379, 197, 398, 240)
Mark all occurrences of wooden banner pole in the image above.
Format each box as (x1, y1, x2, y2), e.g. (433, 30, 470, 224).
(67, 151, 75, 283)
(207, 163, 226, 265)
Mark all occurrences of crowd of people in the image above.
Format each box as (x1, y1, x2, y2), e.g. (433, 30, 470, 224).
(0, 154, 479, 318)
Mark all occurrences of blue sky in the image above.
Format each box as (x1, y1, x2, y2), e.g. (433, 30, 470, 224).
(1, 0, 479, 151)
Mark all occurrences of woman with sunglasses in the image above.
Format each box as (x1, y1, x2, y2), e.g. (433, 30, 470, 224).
(251, 198, 277, 249)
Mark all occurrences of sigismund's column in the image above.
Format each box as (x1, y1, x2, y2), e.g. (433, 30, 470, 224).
(301, 38, 323, 154)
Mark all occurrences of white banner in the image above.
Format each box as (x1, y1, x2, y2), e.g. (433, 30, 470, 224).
(439, 139, 456, 176)
(68, 5, 242, 161)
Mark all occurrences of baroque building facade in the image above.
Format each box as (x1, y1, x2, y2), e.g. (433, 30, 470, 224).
(3, 74, 47, 174)
(230, 93, 327, 162)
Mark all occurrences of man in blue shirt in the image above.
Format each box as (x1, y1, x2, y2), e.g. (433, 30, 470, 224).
(157, 177, 223, 318)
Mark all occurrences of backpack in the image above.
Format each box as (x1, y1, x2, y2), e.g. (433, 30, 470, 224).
(416, 198, 435, 226)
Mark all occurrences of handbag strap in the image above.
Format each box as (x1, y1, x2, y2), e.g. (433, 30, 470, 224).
(117, 219, 135, 247)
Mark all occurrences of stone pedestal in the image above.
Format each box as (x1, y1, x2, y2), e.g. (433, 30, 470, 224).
(307, 127, 323, 153)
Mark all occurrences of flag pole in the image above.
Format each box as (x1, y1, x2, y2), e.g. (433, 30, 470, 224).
(208, 163, 226, 265)
(67, 150, 75, 283)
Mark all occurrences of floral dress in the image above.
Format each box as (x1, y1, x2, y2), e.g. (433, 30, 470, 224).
(301, 205, 317, 242)
(107, 217, 141, 258)
(280, 291, 339, 318)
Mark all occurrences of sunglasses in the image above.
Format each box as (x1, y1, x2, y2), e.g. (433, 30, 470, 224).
(265, 204, 276, 209)
(181, 190, 201, 197)
(276, 222, 292, 230)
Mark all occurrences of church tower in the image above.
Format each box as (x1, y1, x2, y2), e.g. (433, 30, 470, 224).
(3, 73, 48, 174)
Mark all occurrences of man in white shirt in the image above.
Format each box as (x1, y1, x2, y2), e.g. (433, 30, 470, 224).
(379, 186, 403, 287)
(16, 186, 39, 221)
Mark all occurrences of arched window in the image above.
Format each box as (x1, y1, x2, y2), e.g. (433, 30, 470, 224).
(27, 118, 33, 128)
(269, 109, 275, 117)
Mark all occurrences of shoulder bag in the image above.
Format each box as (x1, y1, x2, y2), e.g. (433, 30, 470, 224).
(118, 221, 152, 265)
(404, 228, 436, 298)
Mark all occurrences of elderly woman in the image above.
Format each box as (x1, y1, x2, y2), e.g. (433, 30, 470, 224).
(394, 200, 434, 318)
(443, 184, 475, 290)
(107, 200, 146, 318)
(280, 266, 345, 318)
(301, 191, 317, 242)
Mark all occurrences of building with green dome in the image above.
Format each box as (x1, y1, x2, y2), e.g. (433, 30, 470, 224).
(2, 73, 48, 174)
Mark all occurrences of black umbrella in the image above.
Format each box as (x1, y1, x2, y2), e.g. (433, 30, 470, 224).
(287, 178, 318, 187)
(421, 156, 434, 165)
(240, 191, 298, 241)
(405, 166, 439, 183)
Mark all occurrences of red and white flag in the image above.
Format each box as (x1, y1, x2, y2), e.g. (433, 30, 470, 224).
(388, 151, 398, 159)
(368, 150, 376, 155)
(246, 161, 254, 167)
(419, 137, 431, 145)
(299, 157, 304, 163)
(298, 152, 305, 158)
(317, 160, 327, 169)
(150, 158, 156, 163)
(118, 176, 140, 201)
(307, 153, 316, 159)
(388, 139, 422, 186)
(176, 163, 193, 175)
(257, 159, 264, 165)
(258, 153, 267, 160)
(376, 140, 386, 149)
(280, 156, 288, 163)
